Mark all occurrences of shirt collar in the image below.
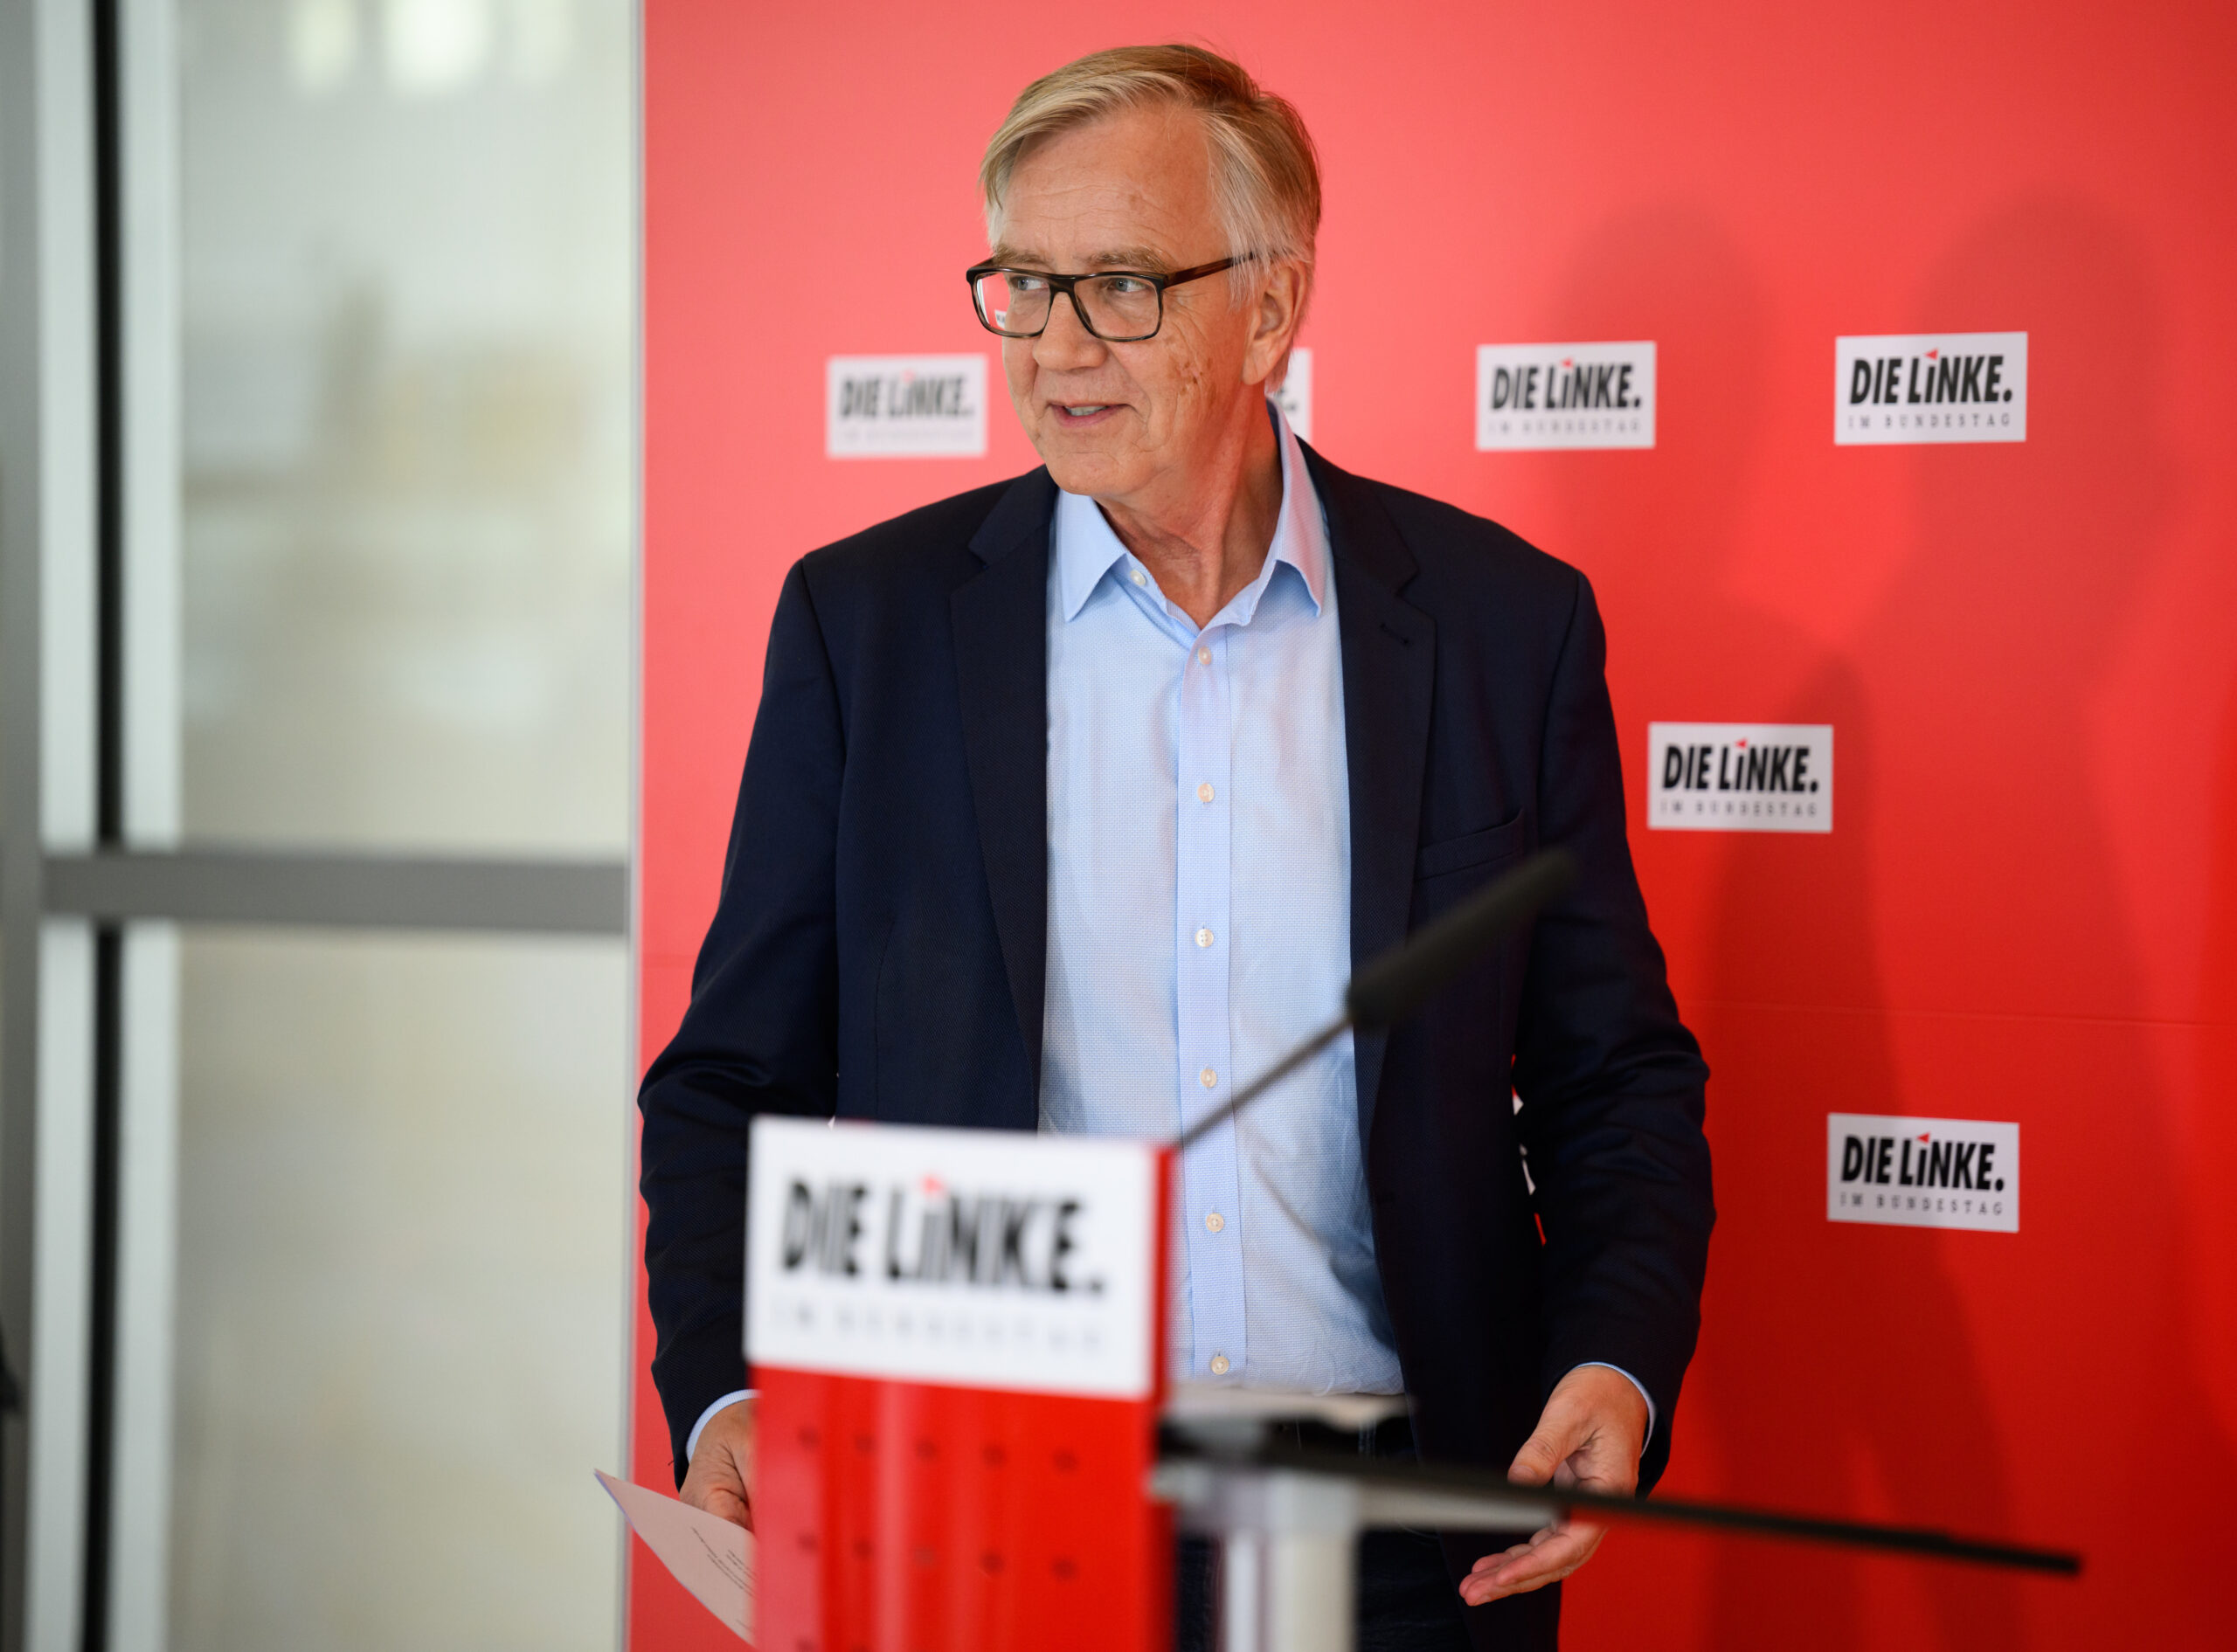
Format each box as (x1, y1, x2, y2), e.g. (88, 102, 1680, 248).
(1054, 399, 1329, 624)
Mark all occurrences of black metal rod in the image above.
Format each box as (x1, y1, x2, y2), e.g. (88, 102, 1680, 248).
(91, 0, 124, 849)
(81, 930, 123, 1652)
(1167, 1438, 2081, 1577)
(84, 0, 127, 1639)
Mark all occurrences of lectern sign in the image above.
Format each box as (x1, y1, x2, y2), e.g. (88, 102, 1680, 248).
(747, 1120, 1160, 1397)
(748, 1117, 1173, 1652)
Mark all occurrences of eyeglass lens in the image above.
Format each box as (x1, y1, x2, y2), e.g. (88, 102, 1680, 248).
(974, 271, 1164, 341)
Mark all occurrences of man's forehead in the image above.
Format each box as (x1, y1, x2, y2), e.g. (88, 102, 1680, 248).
(994, 107, 1217, 266)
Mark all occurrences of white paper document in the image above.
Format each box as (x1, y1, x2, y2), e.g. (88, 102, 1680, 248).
(596, 1470, 755, 1642)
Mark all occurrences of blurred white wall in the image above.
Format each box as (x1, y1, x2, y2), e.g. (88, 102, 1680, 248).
(179, 0, 634, 854)
(153, 2, 639, 1648)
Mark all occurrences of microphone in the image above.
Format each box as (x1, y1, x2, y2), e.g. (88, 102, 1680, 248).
(1174, 847, 1578, 1151)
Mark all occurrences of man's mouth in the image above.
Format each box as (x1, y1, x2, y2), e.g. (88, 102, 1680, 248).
(1051, 403, 1119, 424)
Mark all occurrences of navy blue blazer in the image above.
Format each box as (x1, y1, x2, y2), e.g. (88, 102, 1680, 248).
(639, 446, 1713, 1591)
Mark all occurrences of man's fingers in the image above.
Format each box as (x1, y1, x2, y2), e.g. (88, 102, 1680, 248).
(1506, 1401, 1584, 1486)
(1458, 1519, 1607, 1605)
(1472, 1368, 1643, 1603)
(679, 1399, 758, 1530)
(679, 1447, 754, 1530)
(696, 1480, 752, 1529)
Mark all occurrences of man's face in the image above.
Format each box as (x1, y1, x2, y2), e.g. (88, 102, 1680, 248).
(992, 105, 1279, 503)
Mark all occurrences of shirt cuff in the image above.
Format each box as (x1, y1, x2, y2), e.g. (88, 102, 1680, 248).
(1572, 1362, 1656, 1449)
(685, 1389, 754, 1463)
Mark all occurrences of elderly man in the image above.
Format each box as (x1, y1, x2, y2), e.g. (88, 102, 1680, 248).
(640, 44, 1713, 1652)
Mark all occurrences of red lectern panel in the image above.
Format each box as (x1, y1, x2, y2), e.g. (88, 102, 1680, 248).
(747, 1119, 1173, 1652)
(758, 1375, 1169, 1652)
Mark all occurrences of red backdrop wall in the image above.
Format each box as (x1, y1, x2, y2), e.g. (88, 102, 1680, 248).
(633, 3, 2237, 1646)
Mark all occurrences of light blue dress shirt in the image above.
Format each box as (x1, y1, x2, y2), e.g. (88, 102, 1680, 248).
(1040, 405, 1402, 1393)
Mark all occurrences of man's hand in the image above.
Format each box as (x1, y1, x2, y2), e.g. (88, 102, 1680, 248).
(1458, 1365, 1647, 1607)
(680, 1396, 757, 1530)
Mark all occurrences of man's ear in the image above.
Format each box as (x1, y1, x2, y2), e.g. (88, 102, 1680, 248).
(1243, 261, 1307, 388)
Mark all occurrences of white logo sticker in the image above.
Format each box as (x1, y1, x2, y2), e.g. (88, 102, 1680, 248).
(1835, 332, 2026, 445)
(1828, 1114, 2018, 1233)
(746, 1116, 1162, 1398)
(826, 354, 987, 458)
(1647, 722, 1832, 833)
(1476, 342, 1654, 450)
(1273, 346, 1312, 441)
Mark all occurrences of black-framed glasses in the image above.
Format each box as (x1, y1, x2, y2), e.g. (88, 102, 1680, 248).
(965, 256, 1247, 342)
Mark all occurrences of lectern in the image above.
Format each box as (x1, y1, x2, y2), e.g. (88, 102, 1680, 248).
(747, 1116, 1175, 1652)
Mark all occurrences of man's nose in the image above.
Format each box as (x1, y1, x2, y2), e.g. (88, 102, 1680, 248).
(1032, 288, 1108, 372)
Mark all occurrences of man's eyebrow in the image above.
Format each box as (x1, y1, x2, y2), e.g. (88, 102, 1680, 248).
(1087, 245, 1178, 273)
(985, 244, 1180, 273)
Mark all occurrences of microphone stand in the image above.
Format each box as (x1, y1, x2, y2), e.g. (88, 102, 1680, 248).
(1156, 849, 2080, 1652)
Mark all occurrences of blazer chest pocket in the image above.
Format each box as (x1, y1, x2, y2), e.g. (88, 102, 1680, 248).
(1414, 812, 1527, 881)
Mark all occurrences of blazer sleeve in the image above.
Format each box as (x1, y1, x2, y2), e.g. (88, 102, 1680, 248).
(1510, 568, 1715, 1494)
(637, 560, 845, 1482)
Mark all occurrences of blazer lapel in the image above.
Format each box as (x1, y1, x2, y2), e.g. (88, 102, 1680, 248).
(1306, 445, 1436, 1147)
(952, 469, 1058, 1097)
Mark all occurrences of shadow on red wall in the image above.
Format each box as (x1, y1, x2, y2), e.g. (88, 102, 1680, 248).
(1560, 196, 2235, 1647)
(1534, 203, 2011, 1649)
(1839, 196, 2230, 1644)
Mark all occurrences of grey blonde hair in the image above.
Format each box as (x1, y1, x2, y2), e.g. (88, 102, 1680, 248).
(980, 45, 1321, 308)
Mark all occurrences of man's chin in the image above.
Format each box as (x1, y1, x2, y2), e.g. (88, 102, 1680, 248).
(1037, 447, 1141, 501)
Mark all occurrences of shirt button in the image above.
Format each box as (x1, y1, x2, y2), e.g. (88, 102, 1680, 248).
(1195, 927, 1214, 949)
(1204, 1212, 1225, 1234)
(1209, 1353, 1231, 1377)
(1196, 646, 1211, 665)
(1200, 1068, 1217, 1089)
(1130, 568, 1146, 587)
(1196, 783, 1215, 804)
